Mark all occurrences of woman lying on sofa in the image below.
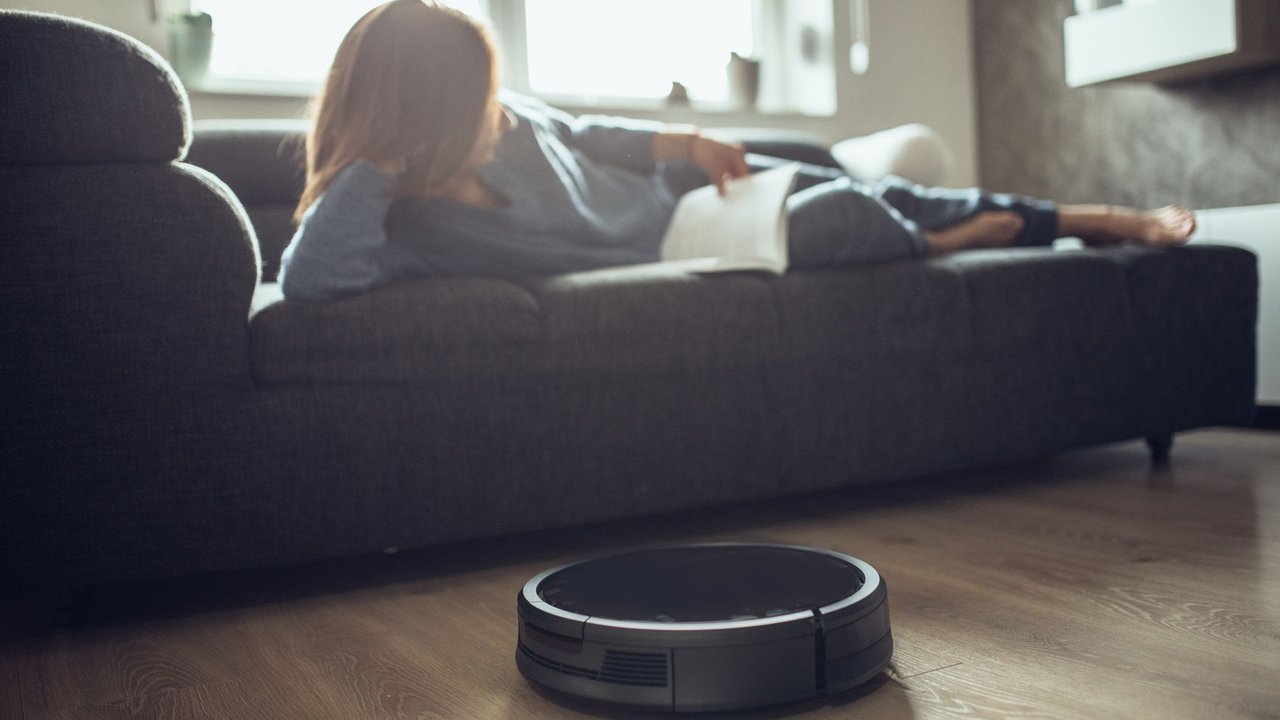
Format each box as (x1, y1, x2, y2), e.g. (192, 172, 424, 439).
(278, 0, 1196, 302)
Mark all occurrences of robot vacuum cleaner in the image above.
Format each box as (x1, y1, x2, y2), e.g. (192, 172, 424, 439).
(516, 543, 891, 713)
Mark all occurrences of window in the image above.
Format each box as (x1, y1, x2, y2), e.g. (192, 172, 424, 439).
(196, 0, 375, 87)
(187, 0, 834, 115)
(519, 0, 755, 104)
(194, 0, 487, 87)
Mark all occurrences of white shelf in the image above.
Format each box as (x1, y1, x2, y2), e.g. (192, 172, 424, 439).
(1064, 0, 1280, 87)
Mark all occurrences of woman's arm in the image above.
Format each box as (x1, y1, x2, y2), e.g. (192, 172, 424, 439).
(503, 91, 749, 190)
(567, 116, 750, 194)
(277, 161, 398, 301)
(653, 126, 750, 195)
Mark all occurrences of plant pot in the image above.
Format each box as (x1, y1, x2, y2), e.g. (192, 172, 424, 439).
(168, 14, 213, 84)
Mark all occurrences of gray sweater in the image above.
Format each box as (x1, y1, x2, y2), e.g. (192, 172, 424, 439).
(279, 92, 689, 301)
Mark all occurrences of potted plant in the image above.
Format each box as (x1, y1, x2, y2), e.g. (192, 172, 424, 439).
(167, 10, 213, 84)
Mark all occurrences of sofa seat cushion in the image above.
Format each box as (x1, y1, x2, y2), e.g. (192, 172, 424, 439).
(249, 279, 544, 384)
(248, 244, 1256, 390)
(521, 263, 788, 373)
(249, 263, 797, 384)
(936, 248, 1136, 357)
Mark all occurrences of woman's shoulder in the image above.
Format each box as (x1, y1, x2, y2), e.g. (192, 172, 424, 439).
(300, 160, 396, 223)
(333, 159, 397, 188)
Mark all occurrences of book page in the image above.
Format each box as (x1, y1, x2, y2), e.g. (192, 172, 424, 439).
(659, 163, 801, 274)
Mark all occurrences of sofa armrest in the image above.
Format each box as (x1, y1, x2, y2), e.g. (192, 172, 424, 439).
(831, 124, 955, 186)
(1, 159, 268, 587)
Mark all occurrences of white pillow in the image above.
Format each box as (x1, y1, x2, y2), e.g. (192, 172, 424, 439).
(830, 124, 955, 186)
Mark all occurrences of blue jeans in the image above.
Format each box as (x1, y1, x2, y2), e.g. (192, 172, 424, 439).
(748, 157, 1060, 267)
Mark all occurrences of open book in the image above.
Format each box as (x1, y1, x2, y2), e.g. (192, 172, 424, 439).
(659, 162, 801, 274)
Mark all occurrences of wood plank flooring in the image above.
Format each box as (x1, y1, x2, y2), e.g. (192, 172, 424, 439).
(2, 428, 1278, 719)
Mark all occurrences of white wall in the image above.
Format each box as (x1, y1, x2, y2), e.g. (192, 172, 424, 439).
(2, 0, 978, 185)
(839, 0, 978, 186)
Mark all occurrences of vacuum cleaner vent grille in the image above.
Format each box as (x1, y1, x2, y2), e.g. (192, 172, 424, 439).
(601, 650, 669, 686)
(518, 642, 670, 688)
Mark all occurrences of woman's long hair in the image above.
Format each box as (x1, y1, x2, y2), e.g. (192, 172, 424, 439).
(294, 0, 498, 222)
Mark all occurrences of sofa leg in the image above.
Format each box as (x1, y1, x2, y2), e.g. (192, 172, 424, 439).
(1146, 433, 1174, 466)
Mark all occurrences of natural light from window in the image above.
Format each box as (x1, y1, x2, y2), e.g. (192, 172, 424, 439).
(195, 0, 486, 85)
(522, 0, 754, 102)
(191, 0, 753, 102)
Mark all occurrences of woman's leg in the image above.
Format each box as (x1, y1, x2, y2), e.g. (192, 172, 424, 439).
(873, 176, 1061, 249)
(786, 176, 1047, 266)
(726, 161, 1194, 268)
(1055, 204, 1195, 246)
(786, 177, 930, 268)
(875, 176, 1195, 249)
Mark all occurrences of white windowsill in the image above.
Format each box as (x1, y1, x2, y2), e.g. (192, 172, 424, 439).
(183, 77, 320, 97)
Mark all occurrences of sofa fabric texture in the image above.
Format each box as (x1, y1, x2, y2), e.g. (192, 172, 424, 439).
(0, 12, 1259, 590)
(0, 10, 190, 165)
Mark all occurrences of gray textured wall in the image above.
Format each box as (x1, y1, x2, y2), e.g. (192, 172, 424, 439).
(973, 0, 1280, 209)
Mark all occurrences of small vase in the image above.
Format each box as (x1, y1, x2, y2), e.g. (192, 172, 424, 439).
(726, 52, 761, 110)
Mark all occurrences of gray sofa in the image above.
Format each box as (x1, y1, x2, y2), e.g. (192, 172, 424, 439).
(0, 11, 1258, 592)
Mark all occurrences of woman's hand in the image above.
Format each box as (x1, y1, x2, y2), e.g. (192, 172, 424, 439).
(655, 128, 750, 195)
(690, 135, 750, 195)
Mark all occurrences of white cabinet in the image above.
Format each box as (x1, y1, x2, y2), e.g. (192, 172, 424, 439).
(1064, 0, 1280, 87)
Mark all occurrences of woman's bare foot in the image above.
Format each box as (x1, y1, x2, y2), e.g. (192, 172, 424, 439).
(924, 211, 1025, 256)
(1057, 204, 1196, 247)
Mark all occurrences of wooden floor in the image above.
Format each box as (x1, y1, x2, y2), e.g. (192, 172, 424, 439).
(3, 428, 1278, 719)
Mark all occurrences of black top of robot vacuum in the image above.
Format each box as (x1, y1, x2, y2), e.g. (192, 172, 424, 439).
(535, 544, 865, 623)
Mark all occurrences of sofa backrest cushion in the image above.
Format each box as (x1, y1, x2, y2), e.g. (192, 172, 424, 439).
(0, 10, 190, 166)
(183, 126, 842, 283)
(187, 123, 308, 282)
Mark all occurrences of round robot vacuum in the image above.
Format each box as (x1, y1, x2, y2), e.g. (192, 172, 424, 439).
(516, 543, 891, 713)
